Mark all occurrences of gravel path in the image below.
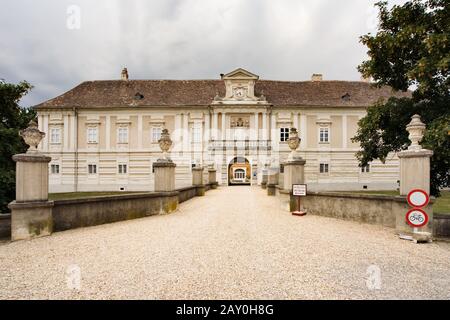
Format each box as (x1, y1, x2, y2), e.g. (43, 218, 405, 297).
(0, 186, 449, 299)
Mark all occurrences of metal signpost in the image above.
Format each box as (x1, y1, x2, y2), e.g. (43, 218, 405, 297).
(292, 184, 307, 216)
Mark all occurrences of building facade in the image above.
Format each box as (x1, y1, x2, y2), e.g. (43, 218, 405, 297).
(35, 68, 408, 193)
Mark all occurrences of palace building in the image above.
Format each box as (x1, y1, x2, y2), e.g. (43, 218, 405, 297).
(34, 68, 408, 193)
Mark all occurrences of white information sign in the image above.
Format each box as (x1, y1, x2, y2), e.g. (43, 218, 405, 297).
(292, 184, 307, 196)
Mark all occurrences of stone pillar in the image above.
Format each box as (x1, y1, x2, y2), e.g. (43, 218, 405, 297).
(396, 115, 434, 240)
(283, 159, 306, 191)
(267, 168, 278, 196)
(261, 168, 268, 189)
(154, 161, 176, 192)
(398, 115, 433, 195)
(8, 121, 54, 241)
(283, 128, 306, 192)
(192, 166, 205, 196)
(153, 128, 176, 192)
(208, 167, 217, 189)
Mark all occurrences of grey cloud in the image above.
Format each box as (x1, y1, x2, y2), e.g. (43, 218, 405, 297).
(0, 0, 409, 108)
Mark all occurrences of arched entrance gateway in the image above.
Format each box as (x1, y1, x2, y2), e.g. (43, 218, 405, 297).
(228, 157, 251, 185)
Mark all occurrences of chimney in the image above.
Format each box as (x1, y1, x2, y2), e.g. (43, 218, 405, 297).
(311, 73, 323, 82)
(121, 68, 129, 81)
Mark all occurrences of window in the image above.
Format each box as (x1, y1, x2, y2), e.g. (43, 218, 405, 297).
(88, 164, 97, 174)
(51, 164, 60, 174)
(319, 163, 329, 173)
(319, 128, 329, 143)
(50, 128, 61, 143)
(234, 169, 245, 180)
(87, 127, 98, 143)
(118, 164, 127, 174)
(152, 127, 162, 142)
(191, 126, 201, 143)
(280, 128, 289, 142)
(118, 127, 128, 143)
(361, 164, 370, 173)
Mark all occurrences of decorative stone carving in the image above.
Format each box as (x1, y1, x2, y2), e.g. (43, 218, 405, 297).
(406, 114, 426, 150)
(232, 86, 248, 100)
(214, 91, 222, 101)
(19, 120, 45, 153)
(158, 128, 173, 161)
(287, 127, 301, 161)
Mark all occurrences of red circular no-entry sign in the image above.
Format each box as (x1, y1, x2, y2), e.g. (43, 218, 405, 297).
(405, 208, 429, 228)
(407, 189, 429, 208)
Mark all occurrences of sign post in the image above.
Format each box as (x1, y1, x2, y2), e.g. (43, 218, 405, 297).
(292, 184, 307, 216)
(399, 189, 432, 243)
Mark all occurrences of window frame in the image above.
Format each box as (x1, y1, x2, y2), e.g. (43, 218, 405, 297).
(50, 127, 61, 144)
(361, 164, 370, 173)
(50, 164, 60, 174)
(117, 126, 129, 144)
(87, 127, 98, 144)
(319, 127, 330, 143)
(319, 163, 329, 174)
(118, 163, 128, 174)
(88, 164, 97, 175)
(191, 125, 201, 143)
(280, 127, 289, 142)
(151, 127, 162, 143)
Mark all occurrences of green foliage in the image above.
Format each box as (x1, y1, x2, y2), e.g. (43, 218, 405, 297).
(358, 0, 449, 98)
(0, 80, 36, 213)
(422, 115, 450, 195)
(355, 0, 450, 196)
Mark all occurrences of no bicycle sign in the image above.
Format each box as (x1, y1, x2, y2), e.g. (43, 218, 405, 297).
(405, 189, 429, 228)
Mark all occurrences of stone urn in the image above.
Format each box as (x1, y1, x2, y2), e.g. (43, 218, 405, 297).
(287, 127, 301, 161)
(406, 114, 426, 150)
(158, 128, 173, 161)
(19, 120, 45, 153)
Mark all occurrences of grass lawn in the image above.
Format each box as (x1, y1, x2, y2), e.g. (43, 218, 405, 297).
(342, 190, 450, 215)
(48, 191, 145, 201)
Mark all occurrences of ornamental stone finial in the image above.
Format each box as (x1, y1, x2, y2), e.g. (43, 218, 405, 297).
(158, 128, 173, 161)
(19, 120, 45, 153)
(287, 127, 301, 161)
(406, 114, 426, 150)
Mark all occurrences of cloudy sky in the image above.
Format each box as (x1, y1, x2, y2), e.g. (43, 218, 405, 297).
(0, 0, 407, 107)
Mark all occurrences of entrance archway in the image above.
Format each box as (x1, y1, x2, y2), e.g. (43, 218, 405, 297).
(228, 157, 251, 185)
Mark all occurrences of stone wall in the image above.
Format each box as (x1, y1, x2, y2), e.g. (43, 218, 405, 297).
(53, 191, 179, 232)
(1, 183, 218, 239)
(0, 214, 11, 239)
(433, 214, 450, 238)
(277, 189, 435, 235)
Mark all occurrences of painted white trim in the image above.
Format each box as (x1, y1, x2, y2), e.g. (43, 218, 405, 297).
(221, 112, 226, 140)
(262, 112, 267, 140)
(63, 115, 69, 151)
(105, 115, 111, 150)
(137, 115, 143, 148)
(212, 112, 218, 140)
(43, 115, 49, 150)
(342, 115, 348, 149)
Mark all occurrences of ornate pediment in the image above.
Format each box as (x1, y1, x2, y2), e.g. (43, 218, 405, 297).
(221, 68, 259, 80)
(213, 68, 268, 105)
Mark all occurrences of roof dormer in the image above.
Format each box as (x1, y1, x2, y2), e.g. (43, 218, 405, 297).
(214, 68, 265, 105)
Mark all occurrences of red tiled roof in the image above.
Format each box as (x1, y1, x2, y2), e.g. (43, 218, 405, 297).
(34, 79, 410, 109)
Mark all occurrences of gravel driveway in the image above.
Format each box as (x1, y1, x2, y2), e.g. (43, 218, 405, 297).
(0, 186, 449, 299)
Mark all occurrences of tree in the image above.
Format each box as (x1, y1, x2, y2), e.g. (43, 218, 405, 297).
(353, 0, 449, 196)
(0, 80, 36, 213)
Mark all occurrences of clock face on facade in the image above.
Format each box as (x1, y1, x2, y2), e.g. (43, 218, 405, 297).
(233, 86, 247, 100)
